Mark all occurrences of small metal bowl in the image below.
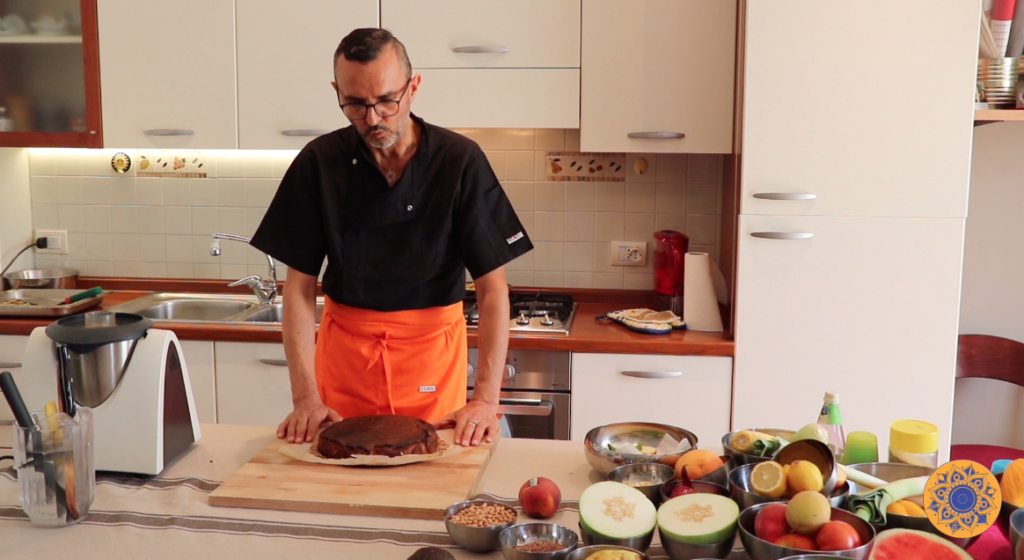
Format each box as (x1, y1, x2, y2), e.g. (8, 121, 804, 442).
(729, 463, 850, 510)
(722, 429, 796, 466)
(584, 422, 699, 476)
(608, 463, 675, 506)
(658, 525, 736, 560)
(738, 502, 875, 560)
(3, 268, 78, 290)
(661, 479, 731, 502)
(775, 440, 840, 496)
(565, 544, 649, 560)
(500, 523, 579, 560)
(694, 455, 734, 488)
(1009, 506, 1024, 560)
(578, 522, 654, 553)
(444, 499, 518, 552)
(844, 462, 978, 550)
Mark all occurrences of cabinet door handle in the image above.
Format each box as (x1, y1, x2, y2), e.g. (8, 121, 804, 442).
(258, 358, 288, 367)
(497, 398, 554, 417)
(143, 129, 195, 137)
(452, 46, 510, 53)
(0, 362, 21, 369)
(750, 232, 814, 240)
(753, 193, 817, 200)
(620, 370, 683, 379)
(627, 131, 686, 139)
(280, 129, 329, 137)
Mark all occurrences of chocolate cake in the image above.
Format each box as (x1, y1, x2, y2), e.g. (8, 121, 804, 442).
(315, 415, 439, 459)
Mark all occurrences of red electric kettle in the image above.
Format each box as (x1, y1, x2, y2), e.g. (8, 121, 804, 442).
(653, 230, 689, 314)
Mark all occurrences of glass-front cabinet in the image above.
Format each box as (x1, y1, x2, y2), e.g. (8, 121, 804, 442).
(0, 0, 100, 147)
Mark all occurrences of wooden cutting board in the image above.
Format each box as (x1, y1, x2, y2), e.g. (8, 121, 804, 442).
(208, 436, 498, 520)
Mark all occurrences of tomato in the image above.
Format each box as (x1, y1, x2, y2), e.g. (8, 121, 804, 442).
(815, 521, 862, 551)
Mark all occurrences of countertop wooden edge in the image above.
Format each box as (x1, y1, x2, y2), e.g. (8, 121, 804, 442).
(0, 280, 734, 356)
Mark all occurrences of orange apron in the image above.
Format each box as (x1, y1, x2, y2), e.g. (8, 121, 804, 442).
(315, 297, 468, 422)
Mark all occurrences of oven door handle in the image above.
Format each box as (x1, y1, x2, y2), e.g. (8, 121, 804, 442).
(497, 398, 554, 417)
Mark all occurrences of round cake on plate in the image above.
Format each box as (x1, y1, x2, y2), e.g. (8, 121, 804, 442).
(315, 414, 440, 459)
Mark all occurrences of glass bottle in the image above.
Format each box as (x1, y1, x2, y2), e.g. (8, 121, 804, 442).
(816, 391, 846, 458)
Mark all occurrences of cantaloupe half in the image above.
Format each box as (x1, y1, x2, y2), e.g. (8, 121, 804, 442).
(578, 481, 657, 539)
(657, 493, 740, 545)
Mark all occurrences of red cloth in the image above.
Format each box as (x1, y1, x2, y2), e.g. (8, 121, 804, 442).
(951, 444, 1024, 560)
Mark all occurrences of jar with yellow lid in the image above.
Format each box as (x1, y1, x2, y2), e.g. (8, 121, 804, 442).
(889, 419, 939, 468)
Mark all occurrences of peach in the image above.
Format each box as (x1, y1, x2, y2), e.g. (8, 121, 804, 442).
(674, 449, 725, 480)
(773, 532, 818, 551)
(519, 477, 561, 519)
(754, 503, 790, 543)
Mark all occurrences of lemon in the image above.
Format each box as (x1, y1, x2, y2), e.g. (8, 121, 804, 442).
(786, 460, 824, 493)
(750, 461, 788, 498)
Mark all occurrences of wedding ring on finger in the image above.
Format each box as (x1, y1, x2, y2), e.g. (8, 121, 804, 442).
(467, 420, 479, 427)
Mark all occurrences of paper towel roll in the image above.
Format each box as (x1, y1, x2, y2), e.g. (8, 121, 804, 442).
(683, 252, 724, 332)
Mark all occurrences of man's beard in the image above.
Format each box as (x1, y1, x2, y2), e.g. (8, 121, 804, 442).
(360, 117, 408, 149)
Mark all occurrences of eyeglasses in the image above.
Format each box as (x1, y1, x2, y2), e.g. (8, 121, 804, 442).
(339, 78, 412, 120)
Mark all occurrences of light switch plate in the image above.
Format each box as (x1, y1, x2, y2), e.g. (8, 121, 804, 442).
(610, 241, 647, 266)
(35, 230, 68, 254)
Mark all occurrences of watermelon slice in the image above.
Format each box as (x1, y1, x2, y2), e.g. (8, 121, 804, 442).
(579, 481, 657, 539)
(867, 529, 971, 560)
(658, 493, 739, 545)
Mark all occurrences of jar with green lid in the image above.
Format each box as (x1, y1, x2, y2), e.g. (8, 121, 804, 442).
(889, 419, 939, 468)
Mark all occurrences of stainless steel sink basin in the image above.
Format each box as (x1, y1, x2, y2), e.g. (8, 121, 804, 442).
(107, 293, 324, 324)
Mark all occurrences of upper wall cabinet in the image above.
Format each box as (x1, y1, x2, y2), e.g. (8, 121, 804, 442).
(580, 0, 736, 154)
(236, 1, 378, 150)
(97, 0, 237, 149)
(0, 0, 102, 148)
(382, 0, 580, 129)
(740, 0, 978, 218)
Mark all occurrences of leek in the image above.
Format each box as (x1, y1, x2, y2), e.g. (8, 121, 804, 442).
(847, 475, 930, 524)
(838, 465, 889, 490)
(750, 436, 788, 458)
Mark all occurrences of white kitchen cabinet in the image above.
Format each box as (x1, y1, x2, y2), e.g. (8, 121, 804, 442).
(236, 0, 378, 150)
(178, 340, 216, 425)
(214, 341, 292, 427)
(570, 353, 733, 453)
(740, 0, 978, 217)
(733, 215, 965, 462)
(97, 0, 237, 149)
(580, 0, 736, 154)
(383, 0, 580, 128)
(0, 335, 29, 449)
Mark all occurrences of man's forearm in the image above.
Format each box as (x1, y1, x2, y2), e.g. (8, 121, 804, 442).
(473, 273, 510, 406)
(282, 271, 320, 404)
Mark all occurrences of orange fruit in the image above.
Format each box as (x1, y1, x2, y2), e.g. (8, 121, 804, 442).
(674, 449, 725, 480)
(751, 461, 788, 498)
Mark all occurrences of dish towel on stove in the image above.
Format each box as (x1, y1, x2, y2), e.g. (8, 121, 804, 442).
(596, 308, 686, 334)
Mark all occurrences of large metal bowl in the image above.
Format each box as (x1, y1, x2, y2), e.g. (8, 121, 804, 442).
(584, 423, 698, 476)
(1009, 506, 1024, 560)
(722, 429, 796, 465)
(843, 462, 978, 550)
(775, 440, 840, 496)
(729, 463, 850, 510)
(3, 268, 78, 290)
(738, 502, 875, 560)
(444, 499, 518, 552)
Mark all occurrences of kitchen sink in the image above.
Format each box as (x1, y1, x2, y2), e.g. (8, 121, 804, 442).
(107, 293, 325, 324)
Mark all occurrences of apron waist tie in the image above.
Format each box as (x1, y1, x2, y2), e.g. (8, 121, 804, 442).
(377, 329, 396, 415)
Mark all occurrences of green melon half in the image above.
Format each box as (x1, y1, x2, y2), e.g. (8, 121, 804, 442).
(867, 528, 972, 560)
(578, 481, 657, 539)
(657, 493, 739, 545)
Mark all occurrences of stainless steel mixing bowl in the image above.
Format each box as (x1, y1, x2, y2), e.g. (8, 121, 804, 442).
(584, 422, 698, 475)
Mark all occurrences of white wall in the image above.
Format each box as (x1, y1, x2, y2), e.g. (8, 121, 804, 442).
(954, 122, 1024, 449)
(0, 148, 33, 275)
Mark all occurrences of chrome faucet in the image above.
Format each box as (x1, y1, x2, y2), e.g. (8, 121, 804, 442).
(210, 233, 278, 305)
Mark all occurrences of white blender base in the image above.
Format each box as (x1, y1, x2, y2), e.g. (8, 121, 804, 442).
(21, 328, 202, 476)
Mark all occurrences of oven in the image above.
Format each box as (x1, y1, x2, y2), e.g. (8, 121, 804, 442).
(467, 347, 571, 440)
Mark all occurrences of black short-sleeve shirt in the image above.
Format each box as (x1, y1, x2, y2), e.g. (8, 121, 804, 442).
(250, 115, 533, 312)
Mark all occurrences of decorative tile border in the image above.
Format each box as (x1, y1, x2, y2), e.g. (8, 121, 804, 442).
(545, 151, 626, 182)
(137, 154, 208, 178)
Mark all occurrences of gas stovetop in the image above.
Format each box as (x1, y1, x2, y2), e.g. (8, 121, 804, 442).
(463, 292, 576, 335)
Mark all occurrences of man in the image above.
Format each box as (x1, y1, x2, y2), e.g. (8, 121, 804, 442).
(250, 29, 531, 448)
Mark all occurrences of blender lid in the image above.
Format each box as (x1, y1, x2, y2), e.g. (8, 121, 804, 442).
(46, 312, 153, 351)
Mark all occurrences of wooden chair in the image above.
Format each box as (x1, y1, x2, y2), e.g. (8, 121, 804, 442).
(950, 334, 1024, 465)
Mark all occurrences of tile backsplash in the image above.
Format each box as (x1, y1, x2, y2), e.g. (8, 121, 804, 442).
(27, 129, 723, 289)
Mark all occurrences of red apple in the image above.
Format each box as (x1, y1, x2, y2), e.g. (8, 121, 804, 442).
(773, 533, 818, 551)
(519, 477, 561, 519)
(754, 503, 790, 543)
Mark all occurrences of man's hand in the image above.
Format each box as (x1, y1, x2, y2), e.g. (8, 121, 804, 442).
(277, 395, 342, 443)
(433, 399, 500, 446)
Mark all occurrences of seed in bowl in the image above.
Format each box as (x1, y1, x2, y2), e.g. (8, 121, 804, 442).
(448, 503, 515, 527)
(515, 540, 568, 553)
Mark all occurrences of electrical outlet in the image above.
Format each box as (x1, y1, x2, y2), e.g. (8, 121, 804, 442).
(610, 241, 647, 266)
(35, 230, 68, 255)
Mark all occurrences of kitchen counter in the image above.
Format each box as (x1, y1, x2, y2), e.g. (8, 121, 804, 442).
(0, 424, 749, 560)
(0, 279, 733, 356)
